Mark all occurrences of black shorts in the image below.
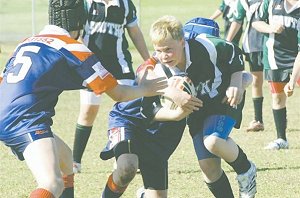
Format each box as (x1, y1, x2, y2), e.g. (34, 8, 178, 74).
(264, 68, 293, 82)
(100, 120, 186, 189)
(244, 51, 264, 72)
(188, 92, 245, 137)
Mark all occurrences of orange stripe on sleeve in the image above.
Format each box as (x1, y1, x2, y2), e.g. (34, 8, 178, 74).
(70, 51, 94, 62)
(107, 174, 127, 194)
(88, 75, 118, 95)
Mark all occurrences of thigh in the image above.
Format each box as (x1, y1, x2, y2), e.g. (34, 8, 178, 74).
(53, 134, 73, 175)
(140, 162, 168, 190)
(245, 52, 264, 72)
(23, 137, 61, 185)
(192, 130, 218, 160)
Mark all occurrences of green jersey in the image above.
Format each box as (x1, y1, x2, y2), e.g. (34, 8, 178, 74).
(254, 0, 300, 71)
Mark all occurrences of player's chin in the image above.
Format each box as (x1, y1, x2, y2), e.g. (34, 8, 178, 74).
(163, 61, 176, 68)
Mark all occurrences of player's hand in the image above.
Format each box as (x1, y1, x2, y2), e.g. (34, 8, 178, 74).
(138, 69, 168, 97)
(164, 77, 202, 111)
(270, 23, 284, 34)
(284, 82, 294, 97)
(222, 86, 243, 107)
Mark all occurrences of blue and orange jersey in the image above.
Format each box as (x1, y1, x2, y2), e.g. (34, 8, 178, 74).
(0, 25, 117, 140)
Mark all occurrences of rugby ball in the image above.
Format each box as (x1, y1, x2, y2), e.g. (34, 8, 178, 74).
(160, 75, 197, 110)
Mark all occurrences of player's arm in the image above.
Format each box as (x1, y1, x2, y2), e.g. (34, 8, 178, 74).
(210, 0, 225, 20)
(105, 69, 167, 101)
(127, 25, 150, 61)
(284, 52, 300, 97)
(136, 58, 202, 110)
(252, 0, 284, 34)
(226, 0, 244, 42)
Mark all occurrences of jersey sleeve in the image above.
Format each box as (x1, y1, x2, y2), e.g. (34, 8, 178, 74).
(232, 0, 246, 23)
(59, 38, 118, 95)
(219, 0, 226, 12)
(217, 41, 245, 73)
(253, 0, 269, 22)
(126, 0, 138, 27)
(76, 56, 118, 95)
(140, 96, 162, 122)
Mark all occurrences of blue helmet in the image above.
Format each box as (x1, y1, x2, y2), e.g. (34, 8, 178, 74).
(184, 17, 220, 40)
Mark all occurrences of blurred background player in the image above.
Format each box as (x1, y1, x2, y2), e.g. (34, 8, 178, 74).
(149, 15, 257, 198)
(0, 0, 167, 197)
(226, 0, 265, 132)
(252, 0, 300, 150)
(210, 0, 244, 45)
(72, 0, 150, 173)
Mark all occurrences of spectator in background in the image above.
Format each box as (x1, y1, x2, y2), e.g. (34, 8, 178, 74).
(252, 0, 300, 149)
(226, 0, 265, 132)
(210, 0, 243, 45)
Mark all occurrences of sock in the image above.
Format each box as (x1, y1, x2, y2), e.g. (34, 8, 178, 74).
(30, 188, 55, 198)
(227, 146, 251, 175)
(206, 171, 234, 198)
(73, 124, 92, 163)
(102, 174, 127, 198)
(60, 174, 74, 198)
(273, 108, 287, 140)
(253, 97, 263, 123)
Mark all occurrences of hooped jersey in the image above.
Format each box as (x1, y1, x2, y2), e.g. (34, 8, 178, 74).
(185, 34, 244, 103)
(233, 0, 264, 53)
(0, 25, 117, 140)
(253, 0, 300, 70)
(83, 0, 138, 79)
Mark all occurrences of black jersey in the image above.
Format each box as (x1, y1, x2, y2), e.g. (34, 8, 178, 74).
(185, 34, 244, 103)
(83, 0, 138, 79)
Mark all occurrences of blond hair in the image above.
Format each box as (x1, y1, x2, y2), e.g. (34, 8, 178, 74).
(150, 15, 184, 45)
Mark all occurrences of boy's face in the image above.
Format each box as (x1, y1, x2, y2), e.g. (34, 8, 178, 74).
(153, 37, 185, 69)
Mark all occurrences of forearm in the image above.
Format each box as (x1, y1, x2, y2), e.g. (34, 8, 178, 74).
(290, 53, 300, 85)
(154, 107, 189, 121)
(128, 26, 150, 61)
(252, 21, 272, 34)
(210, 9, 223, 20)
(226, 21, 242, 42)
(230, 71, 243, 88)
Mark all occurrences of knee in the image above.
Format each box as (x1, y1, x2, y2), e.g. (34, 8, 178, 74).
(116, 157, 138, 185)
(203, 135, 219, 154)
(39, 176, 64, 197)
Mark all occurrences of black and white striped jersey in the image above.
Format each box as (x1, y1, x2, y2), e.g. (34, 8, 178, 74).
(83, 0, 138, 79)
(184, 34, 245, 103)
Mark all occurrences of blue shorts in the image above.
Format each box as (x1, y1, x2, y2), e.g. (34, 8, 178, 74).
(192, 115, 236, 160)
(1, 129, 54, 161)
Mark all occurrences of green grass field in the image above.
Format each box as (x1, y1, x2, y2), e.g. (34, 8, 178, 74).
(1, 0, 300, 197)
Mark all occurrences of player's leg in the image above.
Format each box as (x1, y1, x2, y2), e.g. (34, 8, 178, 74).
(192, 131, 234, 198)
(137, 162, 168, 198)
(246, 52, 264, 132)
(73, 89, 101, 173)
(23, 136, 64, 197)
(101, 127, 139, 198)
(202, 115, 257, 198)
(54, 134, 74, 198)
(265, 81, 289, 150)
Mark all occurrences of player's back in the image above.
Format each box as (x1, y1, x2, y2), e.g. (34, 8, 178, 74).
(0, 30, 94, 139)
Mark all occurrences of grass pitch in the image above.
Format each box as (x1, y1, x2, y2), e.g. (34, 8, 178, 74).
(1, 0, 300, 197)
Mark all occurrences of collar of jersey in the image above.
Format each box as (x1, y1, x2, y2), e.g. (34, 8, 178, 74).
(184, 41, 192, 71)
(39, 25, 71, 37)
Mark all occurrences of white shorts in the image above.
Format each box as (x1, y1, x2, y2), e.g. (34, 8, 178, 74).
(80, 79, 135, 105)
